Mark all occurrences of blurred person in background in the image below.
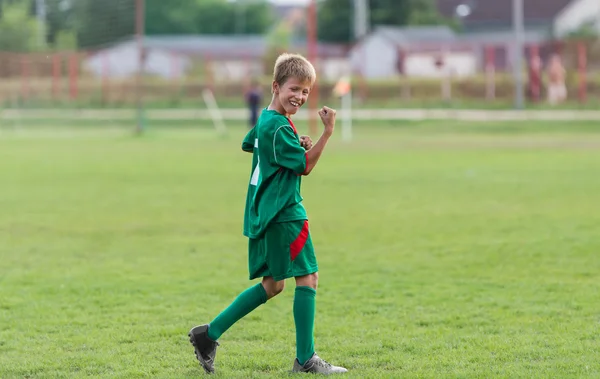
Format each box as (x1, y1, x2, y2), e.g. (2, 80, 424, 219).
(547, 54, 567, 105)
(246, 79, 263, 129)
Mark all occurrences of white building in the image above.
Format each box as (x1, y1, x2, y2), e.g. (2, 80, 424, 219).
(83, 35, 349, 82)
(84, 36, 266, 81)
(554, 0, 600, 37)
(85, 41, 191, 79)
(349, 26, 479, 79)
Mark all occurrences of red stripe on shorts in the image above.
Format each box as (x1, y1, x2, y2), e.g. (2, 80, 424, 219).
(290, 220, 309, 261)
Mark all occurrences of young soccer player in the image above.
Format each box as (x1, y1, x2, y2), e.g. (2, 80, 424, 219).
(188, 53, 347, 375)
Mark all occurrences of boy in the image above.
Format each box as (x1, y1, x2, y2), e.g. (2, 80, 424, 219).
(188, 53, 347, 375)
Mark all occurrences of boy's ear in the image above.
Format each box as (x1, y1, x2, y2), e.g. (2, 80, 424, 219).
(272, 81, 279, 94)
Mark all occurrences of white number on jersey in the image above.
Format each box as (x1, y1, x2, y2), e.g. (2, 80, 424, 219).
(250, 138, 260, 186)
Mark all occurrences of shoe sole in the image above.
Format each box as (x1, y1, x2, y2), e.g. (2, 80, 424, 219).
(188, 330, 214, 374)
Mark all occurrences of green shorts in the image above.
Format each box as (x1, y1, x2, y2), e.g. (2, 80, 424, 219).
(248, 220, 318, 281)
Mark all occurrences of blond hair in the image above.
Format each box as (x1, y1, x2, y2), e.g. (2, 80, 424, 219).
(272, 53, 316, 88)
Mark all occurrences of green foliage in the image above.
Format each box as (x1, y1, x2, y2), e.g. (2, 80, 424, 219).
(54, 29, 77, 50)
(45, 0, 76, 48)
(74, 0, 136, 49)
(565, 21, 599, 40)
(0, 1, 38, 52)
(145, 0, 273, 35)
(0, 0, 20, 19)
(317, 0, 447, 43)
(0, 0, 275, 51)
(406, 0, 445, 25)
(316, 0, 354, 43)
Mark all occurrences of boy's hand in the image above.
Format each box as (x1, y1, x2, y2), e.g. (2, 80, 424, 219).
(318, 106, 336, 136)
(300, 135, 313, 150)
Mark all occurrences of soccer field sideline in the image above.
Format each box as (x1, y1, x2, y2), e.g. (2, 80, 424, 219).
(2, 108, 600, 122)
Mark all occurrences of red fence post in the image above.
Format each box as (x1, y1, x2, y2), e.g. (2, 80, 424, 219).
(102, 52, 110, 103)
(397, 48, 410, 101)
(485, 46, 496, 101)
(528, 44, 541, 102)
(205, 53, 213, 94)
(69, 54, 79, 101)
(21, 55, 30, 100)
(52, 54, 61, 100)
(577, 42, 587, 104)
(170, 52, 181, 99)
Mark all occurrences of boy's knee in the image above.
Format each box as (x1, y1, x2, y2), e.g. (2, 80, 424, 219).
(296, 272, 318, 289)
(262, 278, 285, 299)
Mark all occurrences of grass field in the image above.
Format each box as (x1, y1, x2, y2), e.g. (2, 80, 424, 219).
(1, 120, 600, 378)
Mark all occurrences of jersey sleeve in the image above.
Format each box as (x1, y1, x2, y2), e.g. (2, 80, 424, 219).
(241, 127, 256, 152)
(273, 125, 307, 175)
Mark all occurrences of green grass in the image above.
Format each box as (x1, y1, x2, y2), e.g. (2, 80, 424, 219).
(1, 121, 600, 378)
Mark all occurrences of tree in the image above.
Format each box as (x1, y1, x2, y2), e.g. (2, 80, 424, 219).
(317, 0, 446, 43)
(145, 0, 206, 35)
(565, 21, 599, 40)
(145, 0, 274, 36)
(44, 0, 77, 49)
(406, 0, 445, 25)
(237, 1, 274, 35)
(0, 0, 276, 52)
(316, 0, 353, 43)
(0, 1, 37, 52)
(0, 0, 20, 19)
(74, 0, 135, 49)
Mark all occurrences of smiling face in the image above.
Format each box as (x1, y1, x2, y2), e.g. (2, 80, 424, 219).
(271, 76, 312, 117)
(267, 53, 316, 118)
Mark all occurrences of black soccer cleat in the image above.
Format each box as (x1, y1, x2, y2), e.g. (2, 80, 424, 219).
(188, 324, 219, 374)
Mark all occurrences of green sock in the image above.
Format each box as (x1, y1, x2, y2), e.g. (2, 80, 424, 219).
(207, 283, 267, 341)
(294, 286, 316, 365)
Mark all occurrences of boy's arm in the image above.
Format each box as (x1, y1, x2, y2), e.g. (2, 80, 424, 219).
(241, 127, 256, 153)
(272, 106, 336, 176)
(303, 106, 336, 175)
(303, 133, 330, 175)
(273, 126, 309, 174)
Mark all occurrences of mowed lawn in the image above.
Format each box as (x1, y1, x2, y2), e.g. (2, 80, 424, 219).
(1, 121, 599, 378)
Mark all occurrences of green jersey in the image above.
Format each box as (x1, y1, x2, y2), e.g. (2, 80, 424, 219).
(242, 109, 308, 239)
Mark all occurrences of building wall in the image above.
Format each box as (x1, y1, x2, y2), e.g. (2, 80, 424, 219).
(554, 0, 600, 37)
(209, 60, 263, 81)
(84, 45, 189, 79)
(405, 52, 478, 78)
(350, 34, 479, 78)
(350, 34, 398, 79)
(319, 58, 351, 81)
(85, 44, 347, 83)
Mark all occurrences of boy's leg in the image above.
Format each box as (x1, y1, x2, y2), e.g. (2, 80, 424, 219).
(274, 220, 317, 365)
(290, 222, 347, 374)
(208, 235, 272, 340)
(189, 237, 270, 373)
(259, 220, 319, 364)
(294, 278, 317, 365)
(189, 283, 267, 374)
(207, 282, 268, 340)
